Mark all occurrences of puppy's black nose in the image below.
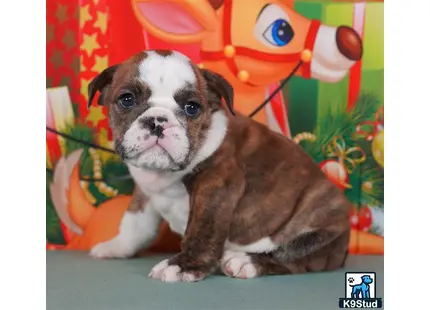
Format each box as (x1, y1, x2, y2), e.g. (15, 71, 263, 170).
(140, 116, 165, 138)
(152, 124, 164, 138)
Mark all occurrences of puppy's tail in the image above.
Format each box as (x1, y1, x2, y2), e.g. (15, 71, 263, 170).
(49, 149, 96, 235)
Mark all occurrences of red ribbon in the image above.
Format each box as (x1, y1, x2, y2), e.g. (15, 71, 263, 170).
(347, 3, 366, 111)
(356, 107, 384, 141)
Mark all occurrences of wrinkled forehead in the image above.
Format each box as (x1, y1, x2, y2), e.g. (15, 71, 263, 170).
(138, 50, 197, 96)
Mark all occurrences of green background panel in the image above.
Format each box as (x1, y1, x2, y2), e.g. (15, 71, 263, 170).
(317, 74, 350, 120)
(286, 78, 320, 136)
(360, 70, 384, 101)
(362, 3, 384, 70)
(287, 2, 323, 136)
(324, 3, 354, 27)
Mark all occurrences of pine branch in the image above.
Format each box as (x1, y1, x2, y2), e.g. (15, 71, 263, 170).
(63, 122, 95, 154)
(350, 92, 382, 126)
(46, 173, 66, 245)
(87, 182, 112, 207)
(298, 91, 384, 209)
(103, 158, 135, 195)
(299, 92, 382, 162)
(360, 157, 384, 207)
(61, 122, 96, 177)
(300, 105, 353, 161)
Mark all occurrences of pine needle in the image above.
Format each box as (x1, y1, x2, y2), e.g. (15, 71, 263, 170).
(103, 159, 135, 195)
(300, 92, 383, 161)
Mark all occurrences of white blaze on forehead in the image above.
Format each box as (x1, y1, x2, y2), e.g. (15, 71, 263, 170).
(138, 51, 197, 110)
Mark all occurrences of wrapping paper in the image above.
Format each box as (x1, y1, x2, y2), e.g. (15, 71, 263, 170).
(286, 0, 384, 136)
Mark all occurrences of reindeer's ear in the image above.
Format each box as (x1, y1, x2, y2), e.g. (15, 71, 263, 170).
(201, 69, 235, 116)
(131, 0, 219, 44)
(87, 65, 119, 108)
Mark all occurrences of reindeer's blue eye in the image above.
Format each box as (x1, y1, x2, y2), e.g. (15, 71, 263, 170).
(263, 19, 294, 47)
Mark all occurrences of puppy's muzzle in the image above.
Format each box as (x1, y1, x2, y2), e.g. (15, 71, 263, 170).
(140, 116, 168, 138)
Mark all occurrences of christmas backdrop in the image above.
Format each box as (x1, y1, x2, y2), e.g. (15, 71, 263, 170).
(46, 0, 384, 255)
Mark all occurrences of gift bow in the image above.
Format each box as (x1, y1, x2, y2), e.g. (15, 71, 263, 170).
(356, 107, 384, 141)
(325, 136, 366, 174)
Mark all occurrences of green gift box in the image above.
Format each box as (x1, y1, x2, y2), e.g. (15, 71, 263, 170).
(282, 1, 384, 255)
(285, 0, 384, 136)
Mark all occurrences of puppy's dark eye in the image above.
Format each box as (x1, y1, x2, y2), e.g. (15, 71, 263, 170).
(118, 93, 135, 109)
(184, 101, 201, 117)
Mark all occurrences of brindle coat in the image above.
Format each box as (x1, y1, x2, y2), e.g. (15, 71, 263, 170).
(173, 114, 351, 276)
(88, 50, 351, 279)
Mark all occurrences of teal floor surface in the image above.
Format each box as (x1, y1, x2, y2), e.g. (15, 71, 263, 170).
(47, 251, 384, 310)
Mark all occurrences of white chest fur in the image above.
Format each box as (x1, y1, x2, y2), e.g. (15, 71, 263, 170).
(128, 165, 190, 236)
(149, 184, 189, 235)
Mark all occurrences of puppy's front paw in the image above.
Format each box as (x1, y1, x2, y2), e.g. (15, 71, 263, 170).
(89, 237, 135, 259)
(148, 258, 207, 283)
(221, 250, 258, 279)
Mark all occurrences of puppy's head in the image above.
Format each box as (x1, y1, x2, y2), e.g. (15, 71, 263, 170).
(88, 50, 234, 172)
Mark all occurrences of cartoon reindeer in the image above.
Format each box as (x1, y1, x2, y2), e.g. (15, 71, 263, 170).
(131, 0, 363, 136)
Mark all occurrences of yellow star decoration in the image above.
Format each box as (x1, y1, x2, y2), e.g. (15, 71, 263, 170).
(81, 77, 91, 101)
(98, 128, 111, 147)
(92, 55, 108, 73)
(80, 5, 92, 29)
(56, 4, 69, 24)
(81, 33, 100, 57)
(47, 23, 55, 44)
(50, 50, 63, 69)
(93, 0, 100, 5)
(86, 106, 106, 127)
(47, 77, 53, 88)
(71, 55, 80, 75)
(62, 29, 76, 51)
(97, 128, 116, 162)
(94, 11, 107, 34)
(80, 55, 87, 73)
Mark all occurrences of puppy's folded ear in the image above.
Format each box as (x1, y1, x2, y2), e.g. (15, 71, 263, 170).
(87, 64, 119, 108)
(201, 69, 235, 116)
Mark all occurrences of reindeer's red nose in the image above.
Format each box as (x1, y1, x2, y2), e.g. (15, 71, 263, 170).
(336, 26, 363, 61)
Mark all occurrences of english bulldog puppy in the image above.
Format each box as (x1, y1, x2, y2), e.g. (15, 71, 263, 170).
(87, 50, 351, 282)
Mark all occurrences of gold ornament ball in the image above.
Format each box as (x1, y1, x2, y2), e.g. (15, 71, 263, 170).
(300, 49, 313, 63)
(371, 129, 384, 167)
(237, 70, 249, 82)
(224, 45, 236, 58)
(362, 181, 373, 191)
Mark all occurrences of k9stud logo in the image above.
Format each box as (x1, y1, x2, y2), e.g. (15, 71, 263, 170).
(338, 272, 383, 308)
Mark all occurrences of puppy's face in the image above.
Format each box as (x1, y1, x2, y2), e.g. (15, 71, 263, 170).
(88, 50, 234, 171)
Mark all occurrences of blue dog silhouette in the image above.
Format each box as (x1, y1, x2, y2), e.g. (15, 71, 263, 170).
(350, 275, 373, 298)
